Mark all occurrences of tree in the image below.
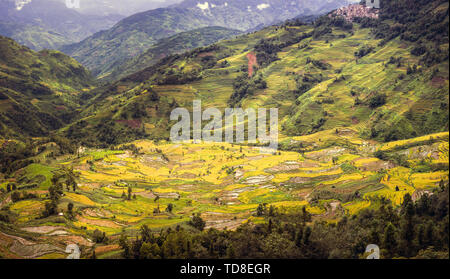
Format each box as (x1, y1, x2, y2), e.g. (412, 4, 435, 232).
(301, 206, 311, 224)
(383, 223, 397, 258)
(127, 186, 132, 200)
(11, 191, 21, 203)
(43, 201, 58, 217)
(119, 234, 130, 259)
(189, 214, 206, 231)
(256, 203, 266, 216)
(303, 227, 312, 245)
(140, 242, 161, 259)
(92, 229, 108, 244)
(295, 228, 304, 247)
(166, 203, 174, 213)
(91, 249, 97, 259)
(67, 202, 74, 218)
(369, 93, 387, 108)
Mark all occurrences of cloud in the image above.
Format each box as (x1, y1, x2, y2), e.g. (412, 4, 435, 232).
(257, 3, 270, 11)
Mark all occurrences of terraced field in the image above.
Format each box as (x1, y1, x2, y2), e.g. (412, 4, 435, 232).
(0, 0, 448, 260)
(1, 130, 447, 259)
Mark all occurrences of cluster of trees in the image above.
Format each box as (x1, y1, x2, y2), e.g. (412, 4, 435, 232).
(293, 73, 324, 98)
(155, 68, 202, 85)
(0, 141, 34, 175)
(314, 16, 353, 31)
(229, 73, 267, 106)
(254, 39, 281, 67)
(252, 30, 313, 69)
(368, 93, 387, 108)
(116, 183, 448, 259)
(42, 167, 78, 218)
(373, 0, 448, 65)
(355, 45, 375, 58)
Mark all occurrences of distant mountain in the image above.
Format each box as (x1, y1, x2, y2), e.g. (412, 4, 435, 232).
(0, 35, 93, 138)
(59, 0, 183, 16)
(60, 0, 354, 77)
(62, 0, 448, 147)
(0, 0, 123, 50)
(104, 26, 242, 81)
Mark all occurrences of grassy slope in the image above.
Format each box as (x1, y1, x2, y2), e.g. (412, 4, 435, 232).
(65, 12, 448, 146)
(104, 26, 242, 81)
(0, 35, 94, 138)
(59, 0, 351, 77)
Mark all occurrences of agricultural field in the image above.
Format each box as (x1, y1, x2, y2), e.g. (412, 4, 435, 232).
(0, 129, 447, 259)
(0, 0, 448, 260)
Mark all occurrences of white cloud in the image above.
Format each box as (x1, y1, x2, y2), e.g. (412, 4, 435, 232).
(257, 3, 270, 11)
(197, 2, 209, 11)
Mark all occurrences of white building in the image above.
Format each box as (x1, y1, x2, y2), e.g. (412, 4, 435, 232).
(366, 0, 380, 9)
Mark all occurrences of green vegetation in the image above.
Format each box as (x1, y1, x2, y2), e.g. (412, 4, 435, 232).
(0, 36, 94, 138)
(118, 186, 449, 259)
(0, 0, 448, 260)
(105, 27, 242, 81)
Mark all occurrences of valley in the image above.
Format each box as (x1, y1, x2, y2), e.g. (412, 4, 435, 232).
(0, 0, 448, 259)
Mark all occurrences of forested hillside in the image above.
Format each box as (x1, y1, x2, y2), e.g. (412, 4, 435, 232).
(0, 35, 93, 138)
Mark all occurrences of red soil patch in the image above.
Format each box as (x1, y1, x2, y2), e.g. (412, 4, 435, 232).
(246, 52, 258, 77)
(116, 85, 128, 93)
(431, 76, 446, 88)
(351, 116, 360, 124)
(116, 119, 142, 129)
(55, 106, 66, 111)
(198, 51, 214, 58)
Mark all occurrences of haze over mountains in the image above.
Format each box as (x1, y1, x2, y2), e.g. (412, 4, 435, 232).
(0, 0, 123, 50)
(59, 0, 356, 77)
(54, 0, 183, 16)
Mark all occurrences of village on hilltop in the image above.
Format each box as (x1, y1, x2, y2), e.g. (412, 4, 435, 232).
(330, 0, 380, 22)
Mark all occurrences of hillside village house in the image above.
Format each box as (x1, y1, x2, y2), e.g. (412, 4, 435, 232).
(366, 0, 380, 9)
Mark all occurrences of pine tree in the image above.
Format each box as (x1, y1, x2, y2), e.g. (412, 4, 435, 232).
(383, 223, 397, 258)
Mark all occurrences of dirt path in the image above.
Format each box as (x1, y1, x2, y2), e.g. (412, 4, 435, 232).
(0, 196, 11, 209)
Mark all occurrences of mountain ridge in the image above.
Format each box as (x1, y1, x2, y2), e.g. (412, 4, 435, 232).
(60, 0, 354, 77)
(0, 35, 94, 138)
(0, 0, 123, 50)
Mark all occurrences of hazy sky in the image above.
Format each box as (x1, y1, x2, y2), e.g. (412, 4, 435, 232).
(65, 0, 183, 15)
(14, 0, 361, 16)
(23, 0, 183, 16)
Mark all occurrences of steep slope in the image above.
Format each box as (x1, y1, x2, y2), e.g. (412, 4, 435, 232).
(63, 0, 448, 147)
(0, 0, 123, 50)
(105, 26, 242, 81)
(60, 0, 353, 77)
(0, 35, 94, 138)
